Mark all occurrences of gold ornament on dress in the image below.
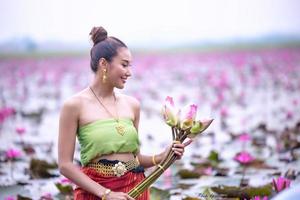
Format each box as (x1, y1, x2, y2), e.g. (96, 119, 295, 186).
(89, 86, 126, 136)
(116, 125, 126, 136)
(112, 162, 127, 177)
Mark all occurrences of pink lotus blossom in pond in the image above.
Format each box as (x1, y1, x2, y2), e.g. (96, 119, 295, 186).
(292, 99, 298, 106)
(220, 107, 228, 118)
(162, 168, 173, 188)
(211, 101, 220, 110)
(59, 177, 73, 184)
(179, 94, 188, 104)
(15, 126, 26, 135)
(4, 197, 15, 200)
(5, 148, 22, 160)
(0, 107, 16, 122)
(238, 133, 251, 142)
(0, 113, 4, 124)
(218, 72, 229, 90)
(217, 92, 224, 102)
(272, 176, 291, 193)
(234, 151, 254, 165)
(249, 196, 268, 200)
(40, 192, 53, 200)
(286, 110, 293, 119)
(203, 167, 213, 175)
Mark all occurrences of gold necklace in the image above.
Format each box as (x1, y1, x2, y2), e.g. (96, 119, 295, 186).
(89, 86, 126, 136)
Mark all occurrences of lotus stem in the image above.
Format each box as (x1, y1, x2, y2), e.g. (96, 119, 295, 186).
(128, 148, 175, 197)
(128, 127, 185, 198)
(172, 127, 176, 140)
(128, 150, 177, 198)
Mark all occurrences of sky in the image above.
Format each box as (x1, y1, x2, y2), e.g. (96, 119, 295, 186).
(1, 0, 300, 47)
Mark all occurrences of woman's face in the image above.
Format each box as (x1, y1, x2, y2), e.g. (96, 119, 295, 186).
(107, 47, 132, 89)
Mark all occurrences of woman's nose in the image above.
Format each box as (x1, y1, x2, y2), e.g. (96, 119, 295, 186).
(126, 67, 132, 77)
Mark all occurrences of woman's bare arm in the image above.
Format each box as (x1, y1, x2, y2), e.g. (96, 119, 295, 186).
(58, 97, 108, 198)
(128, 96, 164, 168)
(129, 96, 192, 168)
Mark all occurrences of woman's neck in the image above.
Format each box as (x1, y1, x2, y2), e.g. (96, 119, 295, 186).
(90, 79, 114, 99)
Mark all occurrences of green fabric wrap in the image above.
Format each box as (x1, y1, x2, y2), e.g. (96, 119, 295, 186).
(77, 118, 140, 166)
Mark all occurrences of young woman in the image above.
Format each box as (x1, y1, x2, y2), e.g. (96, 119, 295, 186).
(58, 26, 192, 200)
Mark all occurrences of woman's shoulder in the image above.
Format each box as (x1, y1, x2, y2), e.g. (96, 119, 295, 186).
(117, 93, 140, 109)
(62, 88, 90, 110)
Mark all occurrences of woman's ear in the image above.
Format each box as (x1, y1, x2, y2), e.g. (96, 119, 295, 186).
(98, 58, 108, 70)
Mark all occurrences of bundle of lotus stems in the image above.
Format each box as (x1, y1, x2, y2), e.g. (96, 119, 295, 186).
(128, 96, 213, 198)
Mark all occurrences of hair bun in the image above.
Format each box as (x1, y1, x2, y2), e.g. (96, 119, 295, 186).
(89, 26, 108, 45)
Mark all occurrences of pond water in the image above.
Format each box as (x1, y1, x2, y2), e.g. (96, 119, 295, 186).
(1, 47, 300, 199)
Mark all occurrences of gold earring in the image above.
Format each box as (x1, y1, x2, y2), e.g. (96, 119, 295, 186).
(102, 68, 107, 83)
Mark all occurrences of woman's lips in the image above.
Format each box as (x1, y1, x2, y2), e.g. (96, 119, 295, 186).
(121, 77, 127, 83)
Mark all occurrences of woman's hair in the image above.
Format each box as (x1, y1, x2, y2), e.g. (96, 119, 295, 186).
(89, 26, 127, 73)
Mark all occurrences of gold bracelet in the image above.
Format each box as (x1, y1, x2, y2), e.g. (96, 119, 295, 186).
(102, 189, 111, 200)
(135, 156, 140, 165)
(152, 154, 158, 166)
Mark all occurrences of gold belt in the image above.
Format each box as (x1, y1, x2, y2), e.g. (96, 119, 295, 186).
(87, 159, 139, 177)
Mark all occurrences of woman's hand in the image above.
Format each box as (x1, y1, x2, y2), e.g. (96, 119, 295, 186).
(171, 139, 193, 159)
(159, 139, 193, 161)
(150, 139, 193, 167)
(106, 191, 135, 200)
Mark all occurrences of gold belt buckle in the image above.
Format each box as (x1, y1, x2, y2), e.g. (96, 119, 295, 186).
(112, 162, 127, 177)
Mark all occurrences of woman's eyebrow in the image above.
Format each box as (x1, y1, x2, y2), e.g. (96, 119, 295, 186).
(122, 59, 129, 63)
(121, 59, 131, 64)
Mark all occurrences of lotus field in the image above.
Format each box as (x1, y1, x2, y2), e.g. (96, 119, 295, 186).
(0, 47, 300, 199)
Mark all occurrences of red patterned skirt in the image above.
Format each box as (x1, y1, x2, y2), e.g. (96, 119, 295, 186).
(74, 166, 150, 200)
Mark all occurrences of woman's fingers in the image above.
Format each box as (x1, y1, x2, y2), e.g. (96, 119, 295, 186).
(126, 194, 135, 200)
(172, 139, 193, 148)
(173, 149, 183, 155)
(172, 146, 184, 156)
(171, 139, 193, 157)
(108, 192, 135, 200)
(122, 193, 134, 200)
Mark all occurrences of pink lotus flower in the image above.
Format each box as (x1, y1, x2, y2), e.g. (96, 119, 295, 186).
(60, 177, 73, 185)
(0, 113, 4, 124)
(5, 148, 22, 160)
(162, 96, 179, 127)
(249, 196, 268, 200)
(238, 133, 251, 142)
(40, 193, 53, 200)
(0, 107, 16, 124)
(1, 107, 16, 118)
(180, 104, 197, 130)
(292, 99, 298, 106)
(286, 111, 293, 119)
(4, 197, 15, 200)
(234, 151, 254, 165)
(220, 107, 228, 117)
(272, 176, 291, 193)
(179, 94, 187, 104)
(16, 127, 26, 135)
(203, 167, 213, 175)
